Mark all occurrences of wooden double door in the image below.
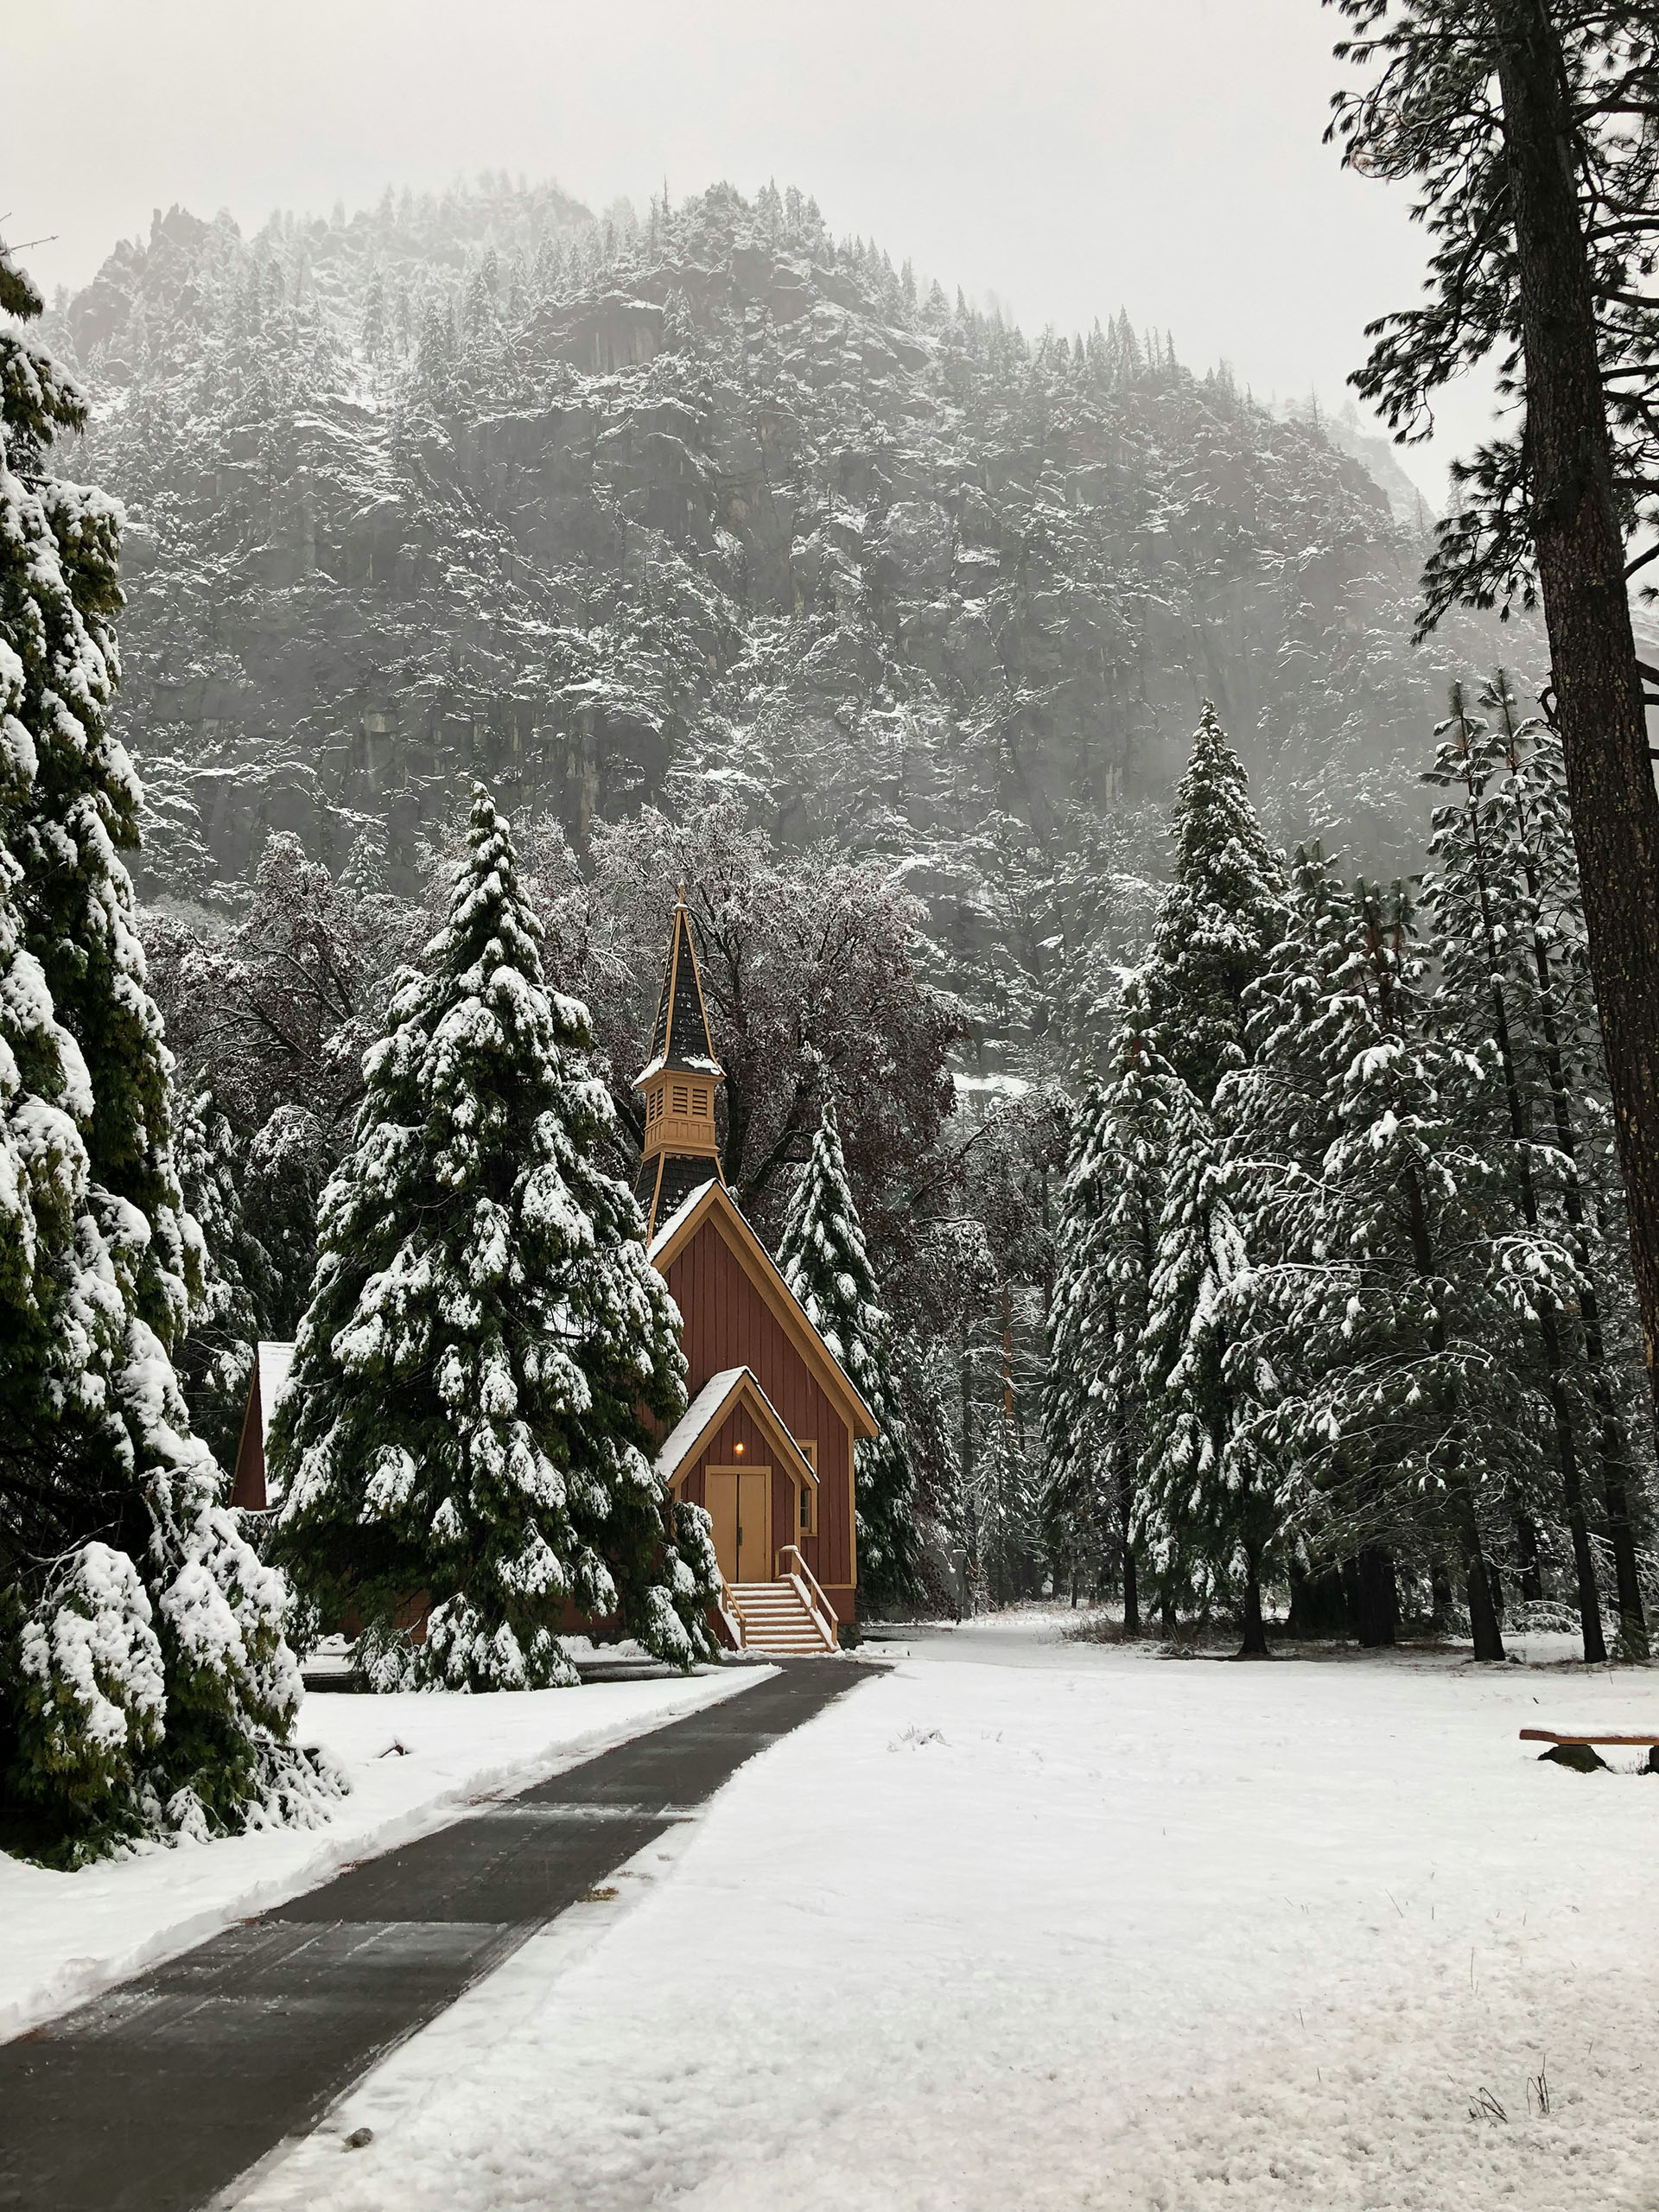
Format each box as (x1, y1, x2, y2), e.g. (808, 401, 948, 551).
(703, 1465, 772, 1585)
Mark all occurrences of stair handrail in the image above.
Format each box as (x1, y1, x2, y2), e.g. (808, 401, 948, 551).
(777, 1545, 838, 1650)
(718, 1570, 747, 1651)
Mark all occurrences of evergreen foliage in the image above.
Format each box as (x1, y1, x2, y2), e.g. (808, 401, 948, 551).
(1230, 877, 1522, 1660)
(1420, 675, 1649, 1659)
(0, 244, 316, 1862)
(1040, 976, 1171, 1628)
(172, 1083, 270, 1465)
(1041, 684, 1656, 1659)
(270, 787, 718, 1688)
(1142, 703, 1289, 1106)
(1137, 1073, 1283, 1653)
(778, 1101, 920, 1609)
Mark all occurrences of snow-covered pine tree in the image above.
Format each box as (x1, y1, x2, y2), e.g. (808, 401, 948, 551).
(976, 1409, 1039, 1608)
(894, 1327, 964, 1609)
(0, 245, 311, 1861)
(777, 1099, 920, 1610)
(173, 1083, 270, 1465)
(1224, 843, 1401, 1643)
(1137, 1072, 1286, 1654)
(1481, 673, 1652, 1659)
(1244, 880, 1522, 1661)
(1422, 678, 1622, 1661)
(1040, 1085, 1117, 1601)
(270, 786, 718, 1688)
(1142, 702, 1289, 1108)
(1040, 973, 1173, 1631)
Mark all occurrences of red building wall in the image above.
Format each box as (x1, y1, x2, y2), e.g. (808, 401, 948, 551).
(664, 1217, 855, 1617)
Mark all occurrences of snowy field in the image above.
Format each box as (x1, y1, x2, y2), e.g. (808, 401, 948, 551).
(231, 1613, 1659, 2212)
(0, 1664, 762, 2042)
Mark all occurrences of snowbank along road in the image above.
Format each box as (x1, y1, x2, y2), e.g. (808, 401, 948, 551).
(0, 1662, 863, 2212)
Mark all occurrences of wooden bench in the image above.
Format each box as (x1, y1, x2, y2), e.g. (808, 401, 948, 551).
(1520, 1728, 1659, 1746)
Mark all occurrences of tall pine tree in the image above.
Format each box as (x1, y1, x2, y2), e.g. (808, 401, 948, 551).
(1, 245, 309, 1861)
(1041, 975, 1172, 1631)
(271, 788, 719, 1688)
(1143, 702, 1289, 1107)
(777, 1100, 919, 1610)
(1137, 1073, 1286, 1654)
(1423, 680, 1604, 1656)
(1238, 880, 1519, 1660)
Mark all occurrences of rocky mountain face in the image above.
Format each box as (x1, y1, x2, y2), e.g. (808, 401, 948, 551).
(46, 178, 1519, 1049)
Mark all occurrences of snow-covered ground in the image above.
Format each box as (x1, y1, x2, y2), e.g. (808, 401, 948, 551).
(0, 1664, 763, 2043)
(233, 1613, 1659, 2212)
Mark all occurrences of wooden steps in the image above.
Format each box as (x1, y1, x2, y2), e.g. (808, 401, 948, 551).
(731, 1579, 837, 1655)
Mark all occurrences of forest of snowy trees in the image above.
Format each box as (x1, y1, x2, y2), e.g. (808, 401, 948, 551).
(5, 144, 1658, 1866)
(1043, 690, 1655, 1664)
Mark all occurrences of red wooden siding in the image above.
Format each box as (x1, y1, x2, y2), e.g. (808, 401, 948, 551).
(664, 1217, 855, 1614)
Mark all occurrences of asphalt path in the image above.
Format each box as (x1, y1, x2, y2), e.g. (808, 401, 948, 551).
(0, 1660, 865, 2212)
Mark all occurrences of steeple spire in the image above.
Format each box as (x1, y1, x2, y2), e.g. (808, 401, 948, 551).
(633, 890, 725, 1236)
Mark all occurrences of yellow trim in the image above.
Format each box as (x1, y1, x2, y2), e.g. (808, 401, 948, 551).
(650, 1181, 879, 1440)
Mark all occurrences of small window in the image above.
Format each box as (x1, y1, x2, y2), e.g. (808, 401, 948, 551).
(672, 1084, 690, 1116)
(799, 1488, 810, 1529)
(693, 1087, 709, 1115)
(798, 1440, 817, 1535)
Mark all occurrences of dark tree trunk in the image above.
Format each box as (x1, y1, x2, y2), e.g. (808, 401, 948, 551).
(1430, 1559, 1454, 1636)
(1494, 1, 1659, 1447)
(1239, 1563, 1269, 1658)
(1121, 1530, 1141, 1637)
(1459, 1491, 1507, 1662)
(1541, 1318, 1607, 1661)
(1516, 1512, 1545, 1603)
(1111, 1392, 1141, 1637)
(1355, 1548, 1398, 1648)
(1287, 1562, 1352, 1640)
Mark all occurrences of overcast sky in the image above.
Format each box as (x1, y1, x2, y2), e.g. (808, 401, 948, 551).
(10, 0, 1493, 500)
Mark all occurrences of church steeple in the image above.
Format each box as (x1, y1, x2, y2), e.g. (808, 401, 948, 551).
(633, 889, 725, 1237)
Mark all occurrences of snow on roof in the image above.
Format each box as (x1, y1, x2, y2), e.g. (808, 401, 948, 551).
(647, 1176, 717, 1261)
(652, 1364, 820, 1485)
(257, 1341, 296, 1447)
(654, 1367, 747, 1479)
(633, 1051, 725, 1087)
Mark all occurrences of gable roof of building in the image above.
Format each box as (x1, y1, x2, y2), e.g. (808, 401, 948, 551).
(654, 1364, 821, 1491)
(648, 1178, 878, 1440)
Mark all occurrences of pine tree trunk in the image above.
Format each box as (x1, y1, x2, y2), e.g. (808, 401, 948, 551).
(1493, 2, 1659, 1445)
(1457, 1487, 1507, 1662)
(1541, 1319, 1608, 1662)
(1430, 1559, 1454, 1636)
(1111, 1388, 1141, 1637)
(1516, 1513, 1545, 1603)
(1356, 1548, 1398, 1648)
(1238, 1561, 1269, 1658)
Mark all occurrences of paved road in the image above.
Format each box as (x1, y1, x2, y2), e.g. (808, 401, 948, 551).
(0, 1662, 864, 2212)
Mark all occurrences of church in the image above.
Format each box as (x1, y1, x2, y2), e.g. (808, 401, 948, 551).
(232, 890, 871, 1656)
(632, 893, 874, 1649)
